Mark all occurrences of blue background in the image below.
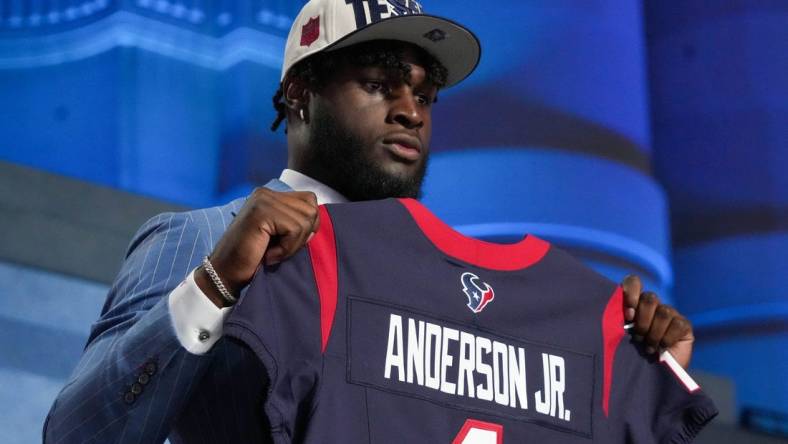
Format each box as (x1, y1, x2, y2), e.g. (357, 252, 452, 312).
(0, 0, 785, 441)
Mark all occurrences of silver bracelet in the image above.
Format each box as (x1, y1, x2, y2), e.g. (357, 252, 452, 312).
(201, 256, 237, 305)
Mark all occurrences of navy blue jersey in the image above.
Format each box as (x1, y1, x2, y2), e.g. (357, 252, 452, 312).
(224, 198, 717, 443)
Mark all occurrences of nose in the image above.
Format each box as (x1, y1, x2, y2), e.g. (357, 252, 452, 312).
(388, 88, 424, 130)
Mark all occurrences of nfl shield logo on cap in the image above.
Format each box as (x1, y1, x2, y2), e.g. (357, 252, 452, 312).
(300, 16, 321, 47)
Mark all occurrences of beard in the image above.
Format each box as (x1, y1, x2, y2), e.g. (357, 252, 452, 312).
(306, 106, 428, 202)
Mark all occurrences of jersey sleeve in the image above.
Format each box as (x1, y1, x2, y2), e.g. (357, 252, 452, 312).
(223, 205, 338, 438)
(602, 287, 718, 443)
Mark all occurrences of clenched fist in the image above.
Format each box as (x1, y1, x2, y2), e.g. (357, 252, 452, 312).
(195, 188, 320, 308)
(622, 275, 694, 368)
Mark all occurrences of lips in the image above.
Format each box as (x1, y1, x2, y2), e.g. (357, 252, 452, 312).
(382, 134, 422, 162)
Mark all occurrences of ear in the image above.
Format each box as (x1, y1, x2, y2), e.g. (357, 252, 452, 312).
(284, 77, 310, 122)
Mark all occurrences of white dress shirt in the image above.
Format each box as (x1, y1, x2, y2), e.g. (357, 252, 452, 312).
(169, 169, 348, 354)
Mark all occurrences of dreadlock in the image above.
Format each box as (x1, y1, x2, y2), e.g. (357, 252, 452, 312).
(270, 40, 449, 132)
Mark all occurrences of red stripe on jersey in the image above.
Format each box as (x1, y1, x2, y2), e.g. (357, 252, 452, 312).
(307, 205, 338, 354)
(452, 419, 503, 444)
(601, 286, 626, 417)
(398, 198, 550, 271)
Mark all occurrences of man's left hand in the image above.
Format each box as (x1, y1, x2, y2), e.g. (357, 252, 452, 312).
(622, 275, 694, 369)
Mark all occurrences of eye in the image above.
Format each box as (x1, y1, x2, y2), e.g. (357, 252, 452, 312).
(416, 93, 434, 106)
(362, 80, 387, 93)
(416, 92, 438, 106)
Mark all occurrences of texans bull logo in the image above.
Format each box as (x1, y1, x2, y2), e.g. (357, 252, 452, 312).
(461, 272, 495, 313)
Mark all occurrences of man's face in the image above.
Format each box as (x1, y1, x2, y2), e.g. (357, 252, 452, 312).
(306, 47, 438, 201)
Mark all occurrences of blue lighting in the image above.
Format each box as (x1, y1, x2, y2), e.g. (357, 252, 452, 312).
(0, 2, 786, 439)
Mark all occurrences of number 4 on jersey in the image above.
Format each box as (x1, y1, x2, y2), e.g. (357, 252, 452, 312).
(452, 419, 503, 444)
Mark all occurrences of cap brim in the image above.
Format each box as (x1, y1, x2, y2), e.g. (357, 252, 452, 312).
(325, 14, 481, 88)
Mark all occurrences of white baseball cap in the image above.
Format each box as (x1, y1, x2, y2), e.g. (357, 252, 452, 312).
(281, 0, 481, 88)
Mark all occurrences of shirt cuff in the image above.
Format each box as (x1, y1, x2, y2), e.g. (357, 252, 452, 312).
(168, 268, 233, 355)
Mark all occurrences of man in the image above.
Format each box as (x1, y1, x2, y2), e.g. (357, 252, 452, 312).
(44, 0, 693, 442)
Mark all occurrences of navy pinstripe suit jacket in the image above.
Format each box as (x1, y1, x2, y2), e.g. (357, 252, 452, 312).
(44, 179, 291, 443)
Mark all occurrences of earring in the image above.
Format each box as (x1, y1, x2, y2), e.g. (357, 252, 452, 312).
(299, 109, 306, 121)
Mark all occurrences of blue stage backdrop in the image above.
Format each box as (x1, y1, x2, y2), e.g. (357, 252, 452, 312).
(0, 1, 785, 442)
(645, 1, 788, 418)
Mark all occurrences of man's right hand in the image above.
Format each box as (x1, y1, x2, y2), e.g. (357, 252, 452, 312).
(195, 188, 320, 308)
